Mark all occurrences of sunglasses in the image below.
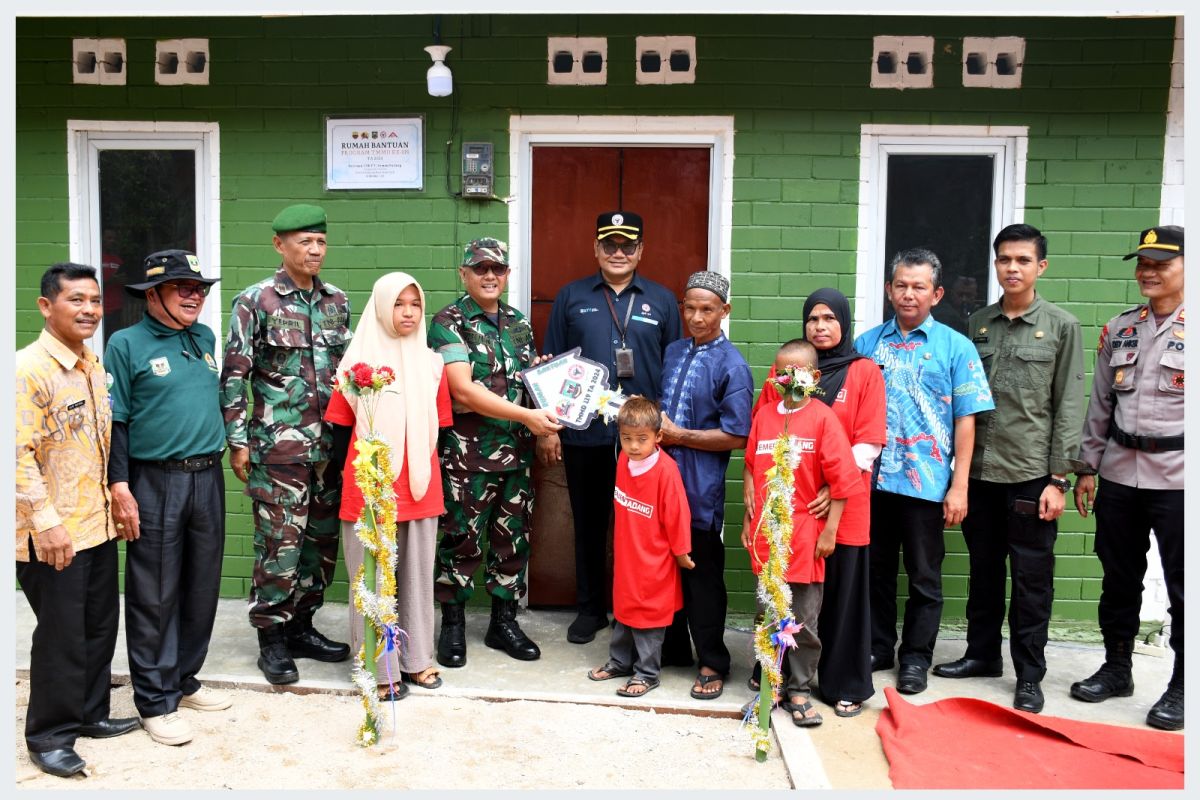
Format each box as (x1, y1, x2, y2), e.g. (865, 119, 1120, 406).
(161, 282, 212, 298)
(599, 240, 640, 256)
(467, 263, 510, 277)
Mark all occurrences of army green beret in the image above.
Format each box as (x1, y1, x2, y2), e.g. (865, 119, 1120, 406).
(272, 204, 327, 234)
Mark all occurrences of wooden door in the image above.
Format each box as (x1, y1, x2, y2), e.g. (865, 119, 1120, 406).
(526, 145, 711, 606)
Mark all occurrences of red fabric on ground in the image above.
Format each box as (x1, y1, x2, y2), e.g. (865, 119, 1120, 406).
(876, 687, 1184, 789)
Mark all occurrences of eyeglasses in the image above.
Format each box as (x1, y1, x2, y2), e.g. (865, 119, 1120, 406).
(468, 263, 510, 277)
(599, 240, 640, 256)
(162, 282, 212, 298)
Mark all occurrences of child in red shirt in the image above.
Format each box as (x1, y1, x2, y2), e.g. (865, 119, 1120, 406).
(587, 397, 695, 697)
(742, 340, 863, 726)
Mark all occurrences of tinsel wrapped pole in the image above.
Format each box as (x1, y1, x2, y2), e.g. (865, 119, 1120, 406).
(336, 362, 402, 747)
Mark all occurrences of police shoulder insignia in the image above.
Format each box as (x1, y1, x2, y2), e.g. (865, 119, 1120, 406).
(149, 356, 171, 377)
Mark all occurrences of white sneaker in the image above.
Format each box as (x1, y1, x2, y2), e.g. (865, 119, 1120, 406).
(141, 712, 194, 746)
(179, 686, 232, 712)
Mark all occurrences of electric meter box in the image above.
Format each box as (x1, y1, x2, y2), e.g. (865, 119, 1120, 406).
(462, 142, 494, 198)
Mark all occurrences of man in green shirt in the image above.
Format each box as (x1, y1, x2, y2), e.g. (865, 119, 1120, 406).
(932, 224, 1085, 714)
(106, 250, 230, 746)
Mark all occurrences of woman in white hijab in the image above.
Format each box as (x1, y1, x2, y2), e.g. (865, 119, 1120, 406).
(325, 272, 452, 700)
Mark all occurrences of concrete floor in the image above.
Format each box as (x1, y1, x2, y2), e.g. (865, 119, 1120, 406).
(13, 593, 1181, 789)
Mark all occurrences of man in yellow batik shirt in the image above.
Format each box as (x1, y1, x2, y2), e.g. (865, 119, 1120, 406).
(16, 263, 140, 779)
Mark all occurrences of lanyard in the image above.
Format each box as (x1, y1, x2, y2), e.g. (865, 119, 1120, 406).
(602, 287, 636, 348)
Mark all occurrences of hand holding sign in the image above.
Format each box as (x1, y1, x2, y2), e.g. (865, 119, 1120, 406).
(520, 348, 627, 429)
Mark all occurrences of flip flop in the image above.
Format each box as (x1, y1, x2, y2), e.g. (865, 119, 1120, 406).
(781, 698, 823, 727)
(588, 661, 633, 682)
(616, 676, 660, 697)
(402, 670, 443, 690)
(834, 700, 863, 718)
(377, 682, 409, 702)
(690, 672, 725, 700)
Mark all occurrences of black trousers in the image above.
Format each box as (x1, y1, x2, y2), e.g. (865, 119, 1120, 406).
(561, 443, 617, 618)
(124, 460, 226, 717)
(817, 543, 874, 704)
(869, 490, 946, 669)
(1094, 480, 1184, 662)
(662, 527, 732, 676)
(17, 538, 119, 753)
(961, 476, 1057, 681)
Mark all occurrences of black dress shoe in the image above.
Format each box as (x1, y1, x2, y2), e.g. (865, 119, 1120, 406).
(1014, 680, 1045, 713)
(896, 665, 928, 695)
(1146, 684, 1184, 731)
(933, 657, 1004, 679)
(257, 626, 300, 685)
(29, 747, 86, 778)
(870, 653, 895, 672)
(567, 613, 607, 644)
(77, 717, 141, 738)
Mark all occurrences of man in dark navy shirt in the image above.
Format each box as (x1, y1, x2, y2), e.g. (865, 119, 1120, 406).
(541, 211, 682, 644)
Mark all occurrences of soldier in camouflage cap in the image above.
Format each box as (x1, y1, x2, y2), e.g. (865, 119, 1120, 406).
(427, 237, 562, 667)
(219, 203, 352, 685)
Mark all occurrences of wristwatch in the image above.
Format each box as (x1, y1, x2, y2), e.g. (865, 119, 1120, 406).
(1049, 476, 1071, 493)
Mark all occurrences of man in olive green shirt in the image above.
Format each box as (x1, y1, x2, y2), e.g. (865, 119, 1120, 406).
(932, 224, 1085, 714)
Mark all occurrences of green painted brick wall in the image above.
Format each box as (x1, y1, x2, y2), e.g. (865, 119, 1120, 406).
(15, 13, 1174, 620)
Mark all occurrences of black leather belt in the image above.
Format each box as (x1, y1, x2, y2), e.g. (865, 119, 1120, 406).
(1108, 421, 1184, 453)
(139, 452, 225, 472)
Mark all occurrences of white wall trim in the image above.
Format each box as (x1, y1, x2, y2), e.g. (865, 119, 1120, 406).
(1158, 15, 1184, 227)
(507, 115, 735, 317)
(66, 120, 222, 348)
(854, 124, 1028, 333)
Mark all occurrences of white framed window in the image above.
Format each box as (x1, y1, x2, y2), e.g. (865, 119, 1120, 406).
(854, 125, 1028, 332)
(67, 121, 221, 353)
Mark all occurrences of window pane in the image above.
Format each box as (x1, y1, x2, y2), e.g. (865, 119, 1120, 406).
(883, 154, 994, 334)
(98, 149, 196, 350)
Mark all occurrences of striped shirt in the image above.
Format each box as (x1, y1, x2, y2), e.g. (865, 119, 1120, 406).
(15, 330, 116, 561)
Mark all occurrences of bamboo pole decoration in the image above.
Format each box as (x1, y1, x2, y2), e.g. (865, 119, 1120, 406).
(336, 362, 402, 747)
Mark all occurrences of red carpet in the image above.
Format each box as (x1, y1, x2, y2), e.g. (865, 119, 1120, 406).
(876, 687, 1184, 789)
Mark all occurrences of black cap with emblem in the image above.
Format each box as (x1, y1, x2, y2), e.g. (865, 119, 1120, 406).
(1124, 225, 1184, 262)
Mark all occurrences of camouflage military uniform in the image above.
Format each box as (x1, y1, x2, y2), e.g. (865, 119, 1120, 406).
(428, 294, 536, 602)
(219, 266, 351, 627)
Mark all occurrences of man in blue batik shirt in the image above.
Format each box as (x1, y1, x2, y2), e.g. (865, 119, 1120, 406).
(854, 248, 994, 696)
(657, 270, 753, 700)
(541, 211, 682, 645)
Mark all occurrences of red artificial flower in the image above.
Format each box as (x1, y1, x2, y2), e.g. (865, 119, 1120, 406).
(377, 365, 396, 383)
(351, 362, 375, 388)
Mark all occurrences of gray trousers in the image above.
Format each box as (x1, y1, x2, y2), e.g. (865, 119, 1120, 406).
(342, 517, 437, 681)
(757, 582, 824, 698)
(785, 582, 824, 697)
(610, 621, 667, 682)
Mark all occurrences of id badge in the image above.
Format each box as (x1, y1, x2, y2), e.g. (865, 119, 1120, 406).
(615, 347, 636, 379)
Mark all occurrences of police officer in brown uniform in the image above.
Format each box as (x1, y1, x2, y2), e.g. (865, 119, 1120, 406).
(1071, 225, 1184, 731)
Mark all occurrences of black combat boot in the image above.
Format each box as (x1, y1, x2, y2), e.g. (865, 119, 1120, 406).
(1147, 658, 1185, 731)
(484, 596, 541, 661)
(285, 611, 350, 662)
(437, 602, 467, 668)
(257, 626, 300, 685)
(1070, 638, 1134, 702)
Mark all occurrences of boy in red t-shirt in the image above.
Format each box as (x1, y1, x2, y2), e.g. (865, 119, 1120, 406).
(587, 397, 695, 697)
(742, 340, 863, 726)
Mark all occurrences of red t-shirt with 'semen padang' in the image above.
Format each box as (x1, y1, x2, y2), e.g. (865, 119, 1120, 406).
(744, 399, 863, 584)
(612, 450, 692, 629)
(324, 372, 453, 523)
(752, 358, 886, 546)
